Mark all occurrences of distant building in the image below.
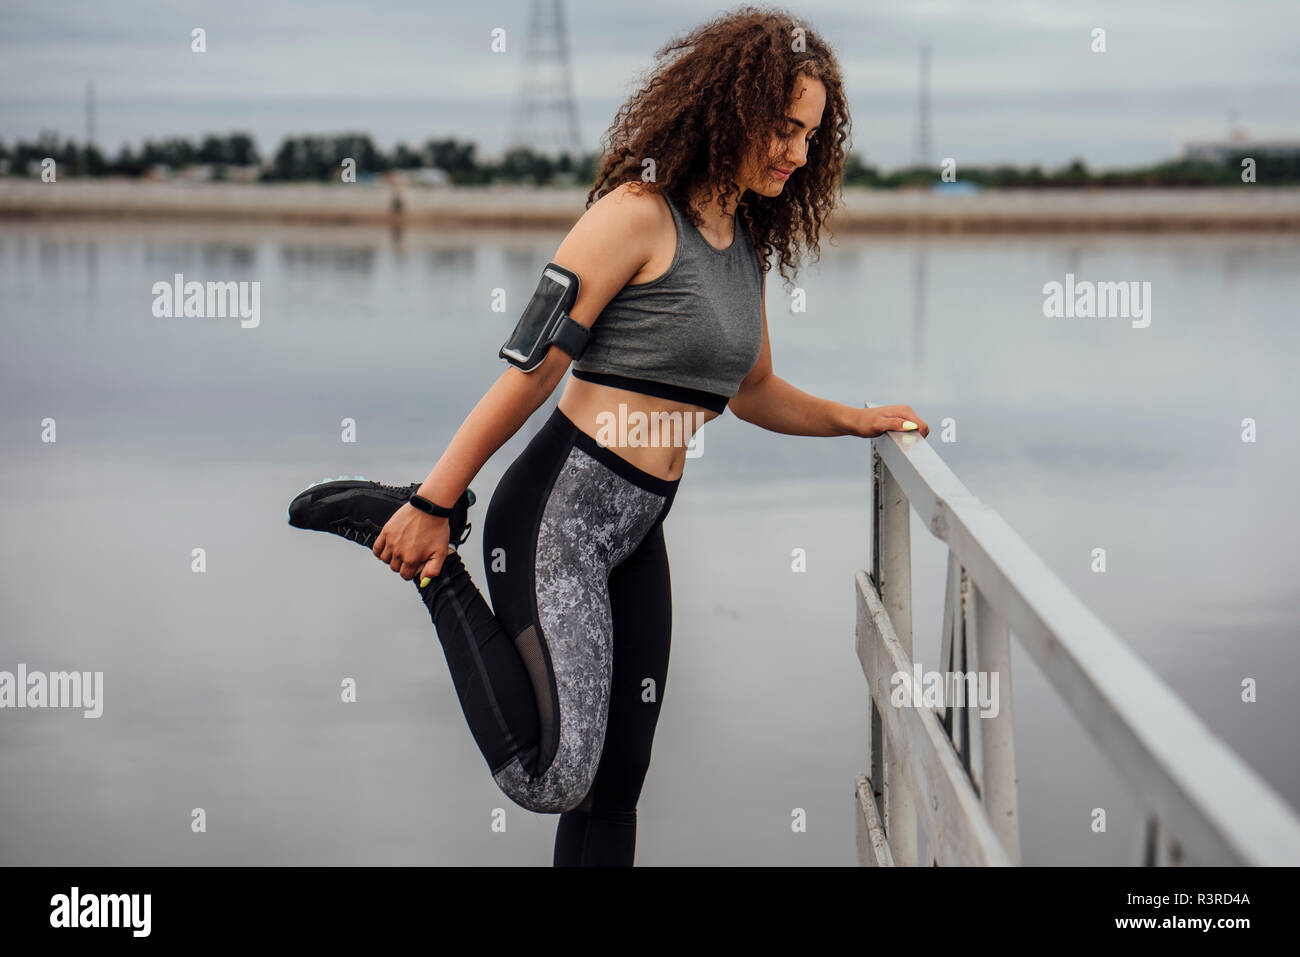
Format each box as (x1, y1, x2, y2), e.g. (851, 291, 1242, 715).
(410, 168, 449, 187)
(1180, 139, 1300, 163)
(224, 165, 262, 183)
(176, 164, 215, 182)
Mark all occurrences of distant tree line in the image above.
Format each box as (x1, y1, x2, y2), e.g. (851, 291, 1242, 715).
(0, 131, 599, 185)
(1, 131, 1295, 186)
(0, 132, 261, 178)
(261, 135, 599, 184)
(844, 154, 1300, 188)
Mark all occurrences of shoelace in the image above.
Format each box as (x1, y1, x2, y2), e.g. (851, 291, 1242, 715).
(369, 481, 420, 496)
(331, 519, 379, 545)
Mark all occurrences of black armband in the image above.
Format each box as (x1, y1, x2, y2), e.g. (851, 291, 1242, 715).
(499, 262, 590, 372)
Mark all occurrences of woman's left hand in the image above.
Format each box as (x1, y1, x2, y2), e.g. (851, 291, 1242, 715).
(857, 404, 930, 438)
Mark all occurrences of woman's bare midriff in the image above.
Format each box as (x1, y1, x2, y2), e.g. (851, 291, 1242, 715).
(556, 377, 720, 482)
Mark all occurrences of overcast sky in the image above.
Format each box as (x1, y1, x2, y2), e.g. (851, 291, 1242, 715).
(2, 0, 1297, 169)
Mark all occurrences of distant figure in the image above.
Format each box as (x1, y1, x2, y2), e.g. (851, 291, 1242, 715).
(385, 170, 404, 232)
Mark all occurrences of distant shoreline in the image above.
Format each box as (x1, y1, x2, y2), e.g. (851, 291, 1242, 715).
(2, 181, 1298, 232)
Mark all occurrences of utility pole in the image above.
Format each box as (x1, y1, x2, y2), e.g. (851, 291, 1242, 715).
(509, 0, 582, 158)
(85, 80, 96, 149)
(914, 44, 931, 168)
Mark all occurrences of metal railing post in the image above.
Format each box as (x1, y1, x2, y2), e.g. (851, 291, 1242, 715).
(971, 583, 1021, 863)
(873, 445, 918, 865)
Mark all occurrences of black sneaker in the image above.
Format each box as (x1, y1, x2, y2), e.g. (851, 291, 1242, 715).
(287, 479, 475, 550)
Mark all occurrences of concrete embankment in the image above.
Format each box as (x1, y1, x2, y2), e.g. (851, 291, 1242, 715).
(1, 180, 1298, 231)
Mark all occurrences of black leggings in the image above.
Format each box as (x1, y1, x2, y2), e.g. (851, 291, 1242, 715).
(418, 406, 679, 865)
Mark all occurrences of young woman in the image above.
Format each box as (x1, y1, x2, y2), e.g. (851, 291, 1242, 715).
(289, 7, 929, 866)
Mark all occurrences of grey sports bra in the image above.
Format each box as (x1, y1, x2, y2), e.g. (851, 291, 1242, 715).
(570, 190, 764, 414)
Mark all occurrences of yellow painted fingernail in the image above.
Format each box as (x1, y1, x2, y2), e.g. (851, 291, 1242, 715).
(419, 577, 431, 588)
(901, 421, 919, 431)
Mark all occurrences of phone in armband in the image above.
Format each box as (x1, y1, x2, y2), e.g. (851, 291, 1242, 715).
(499, 262, 590, 373)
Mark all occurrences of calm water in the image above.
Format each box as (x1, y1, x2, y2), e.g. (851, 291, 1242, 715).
(1, 220, 1297, 865)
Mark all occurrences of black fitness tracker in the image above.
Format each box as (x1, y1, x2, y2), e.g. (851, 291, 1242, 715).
(408, 493, 454, 517)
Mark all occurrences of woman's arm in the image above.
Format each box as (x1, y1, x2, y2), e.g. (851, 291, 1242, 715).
(415, 183, 662, 507)
(413, 361, 566, 509)
(729, 260, 930, 438)
(375, 182, 660, 582)
(730, 370, 873, 437)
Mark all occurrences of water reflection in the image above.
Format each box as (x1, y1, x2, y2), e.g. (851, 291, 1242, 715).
(427, 246, 474, 273)
(279, 243, 376, 272)
(140, 237, 259, 270)
(912, 241, 928, 368)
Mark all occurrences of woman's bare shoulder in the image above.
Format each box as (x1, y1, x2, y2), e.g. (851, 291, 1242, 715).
(590, 181, 670, 228)
(557, 183, 666, 271)
(553, 183, 670, 322)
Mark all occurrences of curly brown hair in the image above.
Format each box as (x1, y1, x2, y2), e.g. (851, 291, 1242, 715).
(586, 5, 851, 292)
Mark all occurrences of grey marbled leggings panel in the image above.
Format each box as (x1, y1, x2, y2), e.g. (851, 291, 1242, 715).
(482, 407, 679, 813)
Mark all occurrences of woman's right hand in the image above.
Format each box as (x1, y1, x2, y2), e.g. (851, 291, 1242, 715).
(372, 504, 452, 584)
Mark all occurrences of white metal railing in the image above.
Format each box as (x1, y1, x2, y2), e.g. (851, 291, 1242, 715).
(854, 404, 1300, 866)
